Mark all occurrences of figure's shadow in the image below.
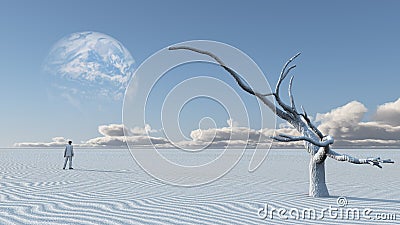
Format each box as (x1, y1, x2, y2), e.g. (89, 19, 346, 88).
(74, 168, 134, 174)
(327, 195, 400, 204)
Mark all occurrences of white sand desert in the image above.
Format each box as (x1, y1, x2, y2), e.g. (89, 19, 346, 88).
(0, 148, 398, 224)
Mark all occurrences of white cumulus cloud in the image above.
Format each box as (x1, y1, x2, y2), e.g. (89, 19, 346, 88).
(315, 99, 400, 148)
(374, 98, 400, 126)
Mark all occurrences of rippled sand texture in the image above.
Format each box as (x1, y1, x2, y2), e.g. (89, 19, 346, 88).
(0, 148, 398, 224)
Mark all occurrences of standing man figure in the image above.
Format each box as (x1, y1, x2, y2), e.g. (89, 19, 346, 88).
(63, 140, 74, 170)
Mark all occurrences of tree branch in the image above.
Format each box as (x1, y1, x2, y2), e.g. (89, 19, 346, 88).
(168, 46, 226, 66)
(271, 133, 334, 147)
(288, 76, 296, 112)
(274, 53, 301, 117)
(300, 105, 324, 140)
(327, 149, 394, 168)
(168, 45, 292, 121)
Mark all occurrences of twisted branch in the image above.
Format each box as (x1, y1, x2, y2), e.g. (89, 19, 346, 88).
(274, 53, 301, 117)
(271, 133, 334, 147)
(288, 76, 296, 111)
(328, 150, 394, 168)
(300, 106, 324, 139)
(168, 46, 226, 66)
(168, 45, 291, 121)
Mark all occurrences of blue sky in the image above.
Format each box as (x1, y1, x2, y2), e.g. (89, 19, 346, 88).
(1, 0, 400, 148)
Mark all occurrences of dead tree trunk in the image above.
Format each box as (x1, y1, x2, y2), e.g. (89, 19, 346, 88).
(169, 46, 394, 197)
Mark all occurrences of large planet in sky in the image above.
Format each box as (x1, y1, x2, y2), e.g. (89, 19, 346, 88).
(44, 31, 135, 101)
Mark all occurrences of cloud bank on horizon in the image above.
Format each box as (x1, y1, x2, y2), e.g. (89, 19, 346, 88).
(14, 98, 400, 149)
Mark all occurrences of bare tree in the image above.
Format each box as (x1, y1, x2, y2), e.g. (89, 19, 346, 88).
(169, 46, 394, 197)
